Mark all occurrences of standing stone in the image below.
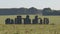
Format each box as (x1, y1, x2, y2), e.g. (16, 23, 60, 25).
(32, 15, 38, 24)
(44, 18, 49, 24)
(15, 18, 18, 24)
(10, 19, 14, 24)
(15, 16, 22, 24)
(5, 18, 11, 24)
(39, 18, 42, 24)
(24, 15, 31, 24)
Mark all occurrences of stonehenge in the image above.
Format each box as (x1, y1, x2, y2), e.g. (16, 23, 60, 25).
(5, 15, 49, 24)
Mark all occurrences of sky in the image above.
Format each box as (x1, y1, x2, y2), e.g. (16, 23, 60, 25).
(0, 0, 60, 10)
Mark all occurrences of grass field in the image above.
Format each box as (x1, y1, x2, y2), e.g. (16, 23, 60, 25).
(0, 15, 60, 34)
(0, 24, 60, 34)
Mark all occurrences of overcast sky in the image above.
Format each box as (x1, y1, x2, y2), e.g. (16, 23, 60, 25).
(0, 0, 60, 10)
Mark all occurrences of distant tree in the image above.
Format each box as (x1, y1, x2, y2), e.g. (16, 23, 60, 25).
(28, 7, 38, 14)
(18, 7, 28, 14)
(42, 8, 52, 15)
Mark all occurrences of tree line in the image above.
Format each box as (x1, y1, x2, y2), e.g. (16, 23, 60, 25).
(0, 7, 60, 15)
